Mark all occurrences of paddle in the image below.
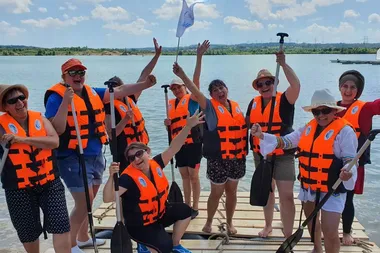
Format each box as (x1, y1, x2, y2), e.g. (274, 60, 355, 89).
(104, 79, 133, 253)
(125, 98, 140, 142)
(250, 32, 289, 207)
(69, 92, 99, 253)
(0, 142, 11, 175)
(161, 84, 184, 203)
(276, 129, 380, 253)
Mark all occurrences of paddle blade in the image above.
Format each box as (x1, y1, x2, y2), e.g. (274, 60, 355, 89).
(168, 181, 183, 203)
(111, 222, 133, 253)
(276, 228, 304, 253)
(250, 160, 273, 206)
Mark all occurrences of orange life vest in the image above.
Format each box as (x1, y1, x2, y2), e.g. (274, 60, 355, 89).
(0, 111, 56, 189)
(122, 159, 169, 226)
(44, 83, 108, 150)
(168, 94, 195, 145)
(203, 99, 247, 160)
(114, 97, 149, 145)
(297, 118, 350, 193)
(249, 92, 284, 156)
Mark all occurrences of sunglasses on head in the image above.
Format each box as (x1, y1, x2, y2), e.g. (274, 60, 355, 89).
(127, 150, 146, 163)
(6, 95, 26, 105)
(311, 107, 333, 116)
(67, 70, 86, 77)
(256, 80, 274, 89)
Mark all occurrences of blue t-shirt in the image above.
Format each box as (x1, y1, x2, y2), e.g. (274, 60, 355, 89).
(188, 98, 199, 116)
(45, 87, 107, 157)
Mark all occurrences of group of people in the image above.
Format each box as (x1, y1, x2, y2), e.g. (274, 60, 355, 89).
(0, 38, 378, 253)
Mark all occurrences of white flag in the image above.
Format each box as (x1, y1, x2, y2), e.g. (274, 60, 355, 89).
(176, 0, 197, 38)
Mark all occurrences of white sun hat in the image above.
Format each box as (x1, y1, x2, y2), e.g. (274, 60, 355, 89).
(302, 89, 346, 112)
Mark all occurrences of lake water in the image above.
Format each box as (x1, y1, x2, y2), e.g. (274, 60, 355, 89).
(0, 54, 380, 249)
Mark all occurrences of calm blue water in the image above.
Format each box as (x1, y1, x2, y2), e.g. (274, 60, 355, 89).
(0, 54, 380, 249)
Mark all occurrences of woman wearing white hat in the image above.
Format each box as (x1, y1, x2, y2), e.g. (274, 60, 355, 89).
(251, 89, 358, 253)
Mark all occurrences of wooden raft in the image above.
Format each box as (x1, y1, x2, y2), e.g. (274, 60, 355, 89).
(93, 191, 368, 240)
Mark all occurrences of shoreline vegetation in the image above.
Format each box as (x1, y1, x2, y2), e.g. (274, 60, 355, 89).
(1, 43, 380, 56)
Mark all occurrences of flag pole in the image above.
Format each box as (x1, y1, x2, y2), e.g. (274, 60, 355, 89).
(175, 37, 181, 63)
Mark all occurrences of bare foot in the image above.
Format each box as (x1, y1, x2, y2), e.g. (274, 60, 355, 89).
(202, 222, 212, 233)
(227, 224, 237, 235)
(258, 225, 272, 238)
(342, 233, 355, 246)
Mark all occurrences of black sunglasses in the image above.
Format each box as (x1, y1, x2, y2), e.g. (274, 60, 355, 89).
(311, 107, 333, 116)
(67, 70, 86, 77)
(6, 95, 27, 105)
(127, 150, 146, 163)
(256, 80, 274, 89)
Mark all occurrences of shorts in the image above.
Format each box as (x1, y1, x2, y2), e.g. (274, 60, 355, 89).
(57, 153, 106, 192)
(175, 143, 202, 169)
(298, 188, 347, 213)
(127, 202, 191, 253)
(5, 178, 70, 243)
(206, 158, 246, 185)
(253, 153, 295, 181)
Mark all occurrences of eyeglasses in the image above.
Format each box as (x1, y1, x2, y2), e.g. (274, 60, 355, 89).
(311, 107, 333, 116)
(6, 95, 27, 105)
(127, 150, 146, 163)
(67, 70, 86, 77)
(256, 80, 274, 89)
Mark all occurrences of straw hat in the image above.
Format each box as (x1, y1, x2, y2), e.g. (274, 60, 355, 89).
(61, 58, 87, 74)
(169, 78, 185, 89)
(252, 69, 275, 90)
(302, 89, 346, 112)
(0, 84, 29, 112)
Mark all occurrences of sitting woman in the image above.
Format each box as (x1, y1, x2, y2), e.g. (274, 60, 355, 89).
(103, 111, 204, 253)
(251, 89, 358, 253)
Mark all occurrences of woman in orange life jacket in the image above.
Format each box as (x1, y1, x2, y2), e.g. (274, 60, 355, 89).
(104, 38, 162, 172)
(251, 89, 358, 253)
(247, 51, 300, 238)
(336, 70, 380, 245)
(44, 58, 157, 253)
(172, 62, 247, 235)
(0, 84, 71, 253)
(164, 40, 210, 219)
(103, 110, 205, 253)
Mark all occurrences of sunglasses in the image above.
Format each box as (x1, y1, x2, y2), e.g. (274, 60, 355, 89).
(311, 107, 333, 116)
(256, 80, 274, 89)
(6, 95, 27, 105)
(67, 70, 86, 77)
(127, 150, 146, 163)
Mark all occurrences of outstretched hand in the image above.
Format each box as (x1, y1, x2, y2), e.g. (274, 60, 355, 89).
(186, 110, 205, 128)
(197, 40, 210, 56)
(172, 62, 186, 79)
(153, 38, 162, 56)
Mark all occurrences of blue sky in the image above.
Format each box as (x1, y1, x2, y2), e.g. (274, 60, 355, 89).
(0, 0, 379, 48)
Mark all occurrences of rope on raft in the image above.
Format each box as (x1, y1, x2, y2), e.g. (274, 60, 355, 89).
(93, 202, 114, 223)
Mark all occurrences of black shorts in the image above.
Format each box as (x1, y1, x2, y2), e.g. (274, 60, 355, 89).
(5, 178, 70, 243)
(127, 202, 191, 253)
(206, 158, 246, 184)
(175, 143, 202, 169)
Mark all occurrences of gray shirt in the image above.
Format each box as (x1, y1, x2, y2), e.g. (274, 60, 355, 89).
(204, 99, 218, 131)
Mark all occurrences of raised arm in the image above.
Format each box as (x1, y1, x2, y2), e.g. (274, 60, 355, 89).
(191, 40, 210, 101)
(173, 63, 207, 110)
(134, 38, 162, 100)
(103, 75, 157, 103)
(277, 52, 300, 105)
(161, 111, 204, 166)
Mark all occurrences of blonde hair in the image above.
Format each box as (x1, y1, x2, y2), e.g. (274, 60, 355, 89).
(124, 142, 151, 159)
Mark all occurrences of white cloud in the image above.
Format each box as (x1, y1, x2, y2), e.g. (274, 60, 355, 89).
(153, 0, 220, 20)
(38, 7, 47, 13)
(0, 21, 25, 35)
(302, 22, 355, 41)
(368, 13, 380, 23)
(65, 2, 77, 11)
(356, 0, 367, 2)
(224, 16, 263, 31)
(59, 6, 65, 10)
(270, 0, 296, 5)
(188, 20, 212, 31)
(267, 23, 284, 30)
(91, 5, 129, 21)
(82, 0, 110, 3)
(0, 0, 32, 14)
(63, 13, 70, 19)
(344, 9, 360, 18)
(103, 18, 152, 35)
(21, 16, 89, 28)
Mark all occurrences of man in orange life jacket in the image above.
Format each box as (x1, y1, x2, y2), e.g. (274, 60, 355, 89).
(44, 58, 157, 253)
(251, 89, 358, 253)
(164, 40, 210, 220)
(103, 110, 204, 253)
(247, 51, 300, 238)
(0, 84, 71, 253)
(104, 38, 161, 173)
(336, 70, 380, 245)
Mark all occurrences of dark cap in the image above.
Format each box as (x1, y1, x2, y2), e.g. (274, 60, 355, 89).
(339, 70, 365, 99)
